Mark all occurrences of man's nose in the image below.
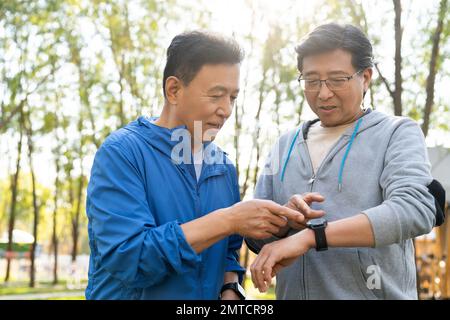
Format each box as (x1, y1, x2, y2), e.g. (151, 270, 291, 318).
(317, 81, 334, 100)
(217, 98, 233, 118)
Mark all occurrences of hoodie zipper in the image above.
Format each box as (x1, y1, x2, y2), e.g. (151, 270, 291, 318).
(301, 142, 315, 300)
(300, 130, 349, 299)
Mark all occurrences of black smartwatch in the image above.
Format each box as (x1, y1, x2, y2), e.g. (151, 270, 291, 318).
(306, 218, 328, 251)
(220, 282, 246, 300)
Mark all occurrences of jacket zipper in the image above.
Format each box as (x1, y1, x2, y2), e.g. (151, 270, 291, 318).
(195, 170, 204, 299)
(182, 163, 204, 298)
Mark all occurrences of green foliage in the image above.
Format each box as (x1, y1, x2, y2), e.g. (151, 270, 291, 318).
(41, 112, 57, 134)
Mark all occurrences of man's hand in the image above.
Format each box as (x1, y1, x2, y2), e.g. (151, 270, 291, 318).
(181, 199, 304, 254)
(250, 229, 315, 293)
(284, 193, 326, 230)
(225, 199, 305, 239)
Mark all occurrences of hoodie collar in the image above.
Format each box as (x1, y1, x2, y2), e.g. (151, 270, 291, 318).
(297, 108, 385, 144)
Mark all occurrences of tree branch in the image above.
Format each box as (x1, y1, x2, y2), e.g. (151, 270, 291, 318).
(422, 0, 447, 137)
(0, 70, 54, 131)
(374, 62, 395, 101)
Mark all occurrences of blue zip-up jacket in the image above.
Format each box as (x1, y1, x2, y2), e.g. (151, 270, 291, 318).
(85, 116, 245, 300)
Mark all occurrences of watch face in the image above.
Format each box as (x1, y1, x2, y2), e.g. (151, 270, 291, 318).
(308, 218, 327, 227)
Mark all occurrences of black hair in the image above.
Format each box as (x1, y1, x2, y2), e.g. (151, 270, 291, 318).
(295, 23, 374, 73)
(163, 31, 244, 97)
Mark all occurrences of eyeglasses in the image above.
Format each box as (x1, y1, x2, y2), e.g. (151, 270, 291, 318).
(298, 70, 363, 92)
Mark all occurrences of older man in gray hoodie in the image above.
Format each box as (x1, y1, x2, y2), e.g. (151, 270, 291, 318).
(246, 23, 436, 300)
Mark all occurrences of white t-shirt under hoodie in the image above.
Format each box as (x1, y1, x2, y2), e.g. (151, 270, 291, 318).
(306, 121, 355, 174)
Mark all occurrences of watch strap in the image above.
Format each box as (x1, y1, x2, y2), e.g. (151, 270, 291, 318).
(312, 225, 328, 251)
(220, 282, 246, 300)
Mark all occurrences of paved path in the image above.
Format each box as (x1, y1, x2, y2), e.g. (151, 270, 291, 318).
(0, 291, 85, 300)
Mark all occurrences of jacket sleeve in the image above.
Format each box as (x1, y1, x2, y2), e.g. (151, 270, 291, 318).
(224, 166, 245, 281)
(362, 119, 436, 247)
(86, 142, 200, 289)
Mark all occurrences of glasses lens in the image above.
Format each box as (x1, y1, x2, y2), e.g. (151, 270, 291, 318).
(300, 78, 351, 91)
(301, 80, 320, 91)
(327, 78, 347, 90)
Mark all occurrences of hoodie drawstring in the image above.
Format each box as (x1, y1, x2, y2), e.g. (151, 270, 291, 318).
(280, 117, 363, 192)
(280, 127, 301, 182)
(338, 117, 363, 192)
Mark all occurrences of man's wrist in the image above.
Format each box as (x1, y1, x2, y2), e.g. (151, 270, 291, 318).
(220, 282, 246, 300)
(298, 228, 316, 250)
(220, 288, 240, 300)
(223, 271, 239, 284)
(216, 207, 236, 235)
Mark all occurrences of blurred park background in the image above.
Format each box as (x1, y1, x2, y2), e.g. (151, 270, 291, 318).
(0, 0, 449, 300)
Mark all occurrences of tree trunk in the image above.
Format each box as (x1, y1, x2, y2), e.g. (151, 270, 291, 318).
(274, 89, 281, 138)
(67, 33, 100, 148)
(251, 92, 264, 190)
(71, 119, 84, 263)
(296, 95, 305, 126)
(51, 120, 61, 284)
(25, 112, 39, 288)
(4, 123, 23, 282)
(393, 0, 403, 116)
(234, 100, 241, 180)
(118, 56, 126, 127)
(369, 83, 375, 110)
(241, 245, 250, 289)
(421, 0, 447, 137)
(235, 5, 257, 199)
(241, 69, 266, 198)
(71, 175, 84, 263)
(106, 11, 127, 128)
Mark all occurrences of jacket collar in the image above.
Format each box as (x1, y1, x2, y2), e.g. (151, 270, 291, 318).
(124, 116, 229, 180)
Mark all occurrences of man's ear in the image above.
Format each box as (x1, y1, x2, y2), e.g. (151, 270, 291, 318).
(363, 68, 373, 92)
(165, 76, 182, 105)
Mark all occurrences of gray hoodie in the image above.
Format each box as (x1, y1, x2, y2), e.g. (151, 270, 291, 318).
(246, 109, 435, 300)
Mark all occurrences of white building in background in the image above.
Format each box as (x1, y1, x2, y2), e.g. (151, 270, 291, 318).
(0, 229, 42, 259)
(0, 229, 34, 244)
(428, 146, 450, 204)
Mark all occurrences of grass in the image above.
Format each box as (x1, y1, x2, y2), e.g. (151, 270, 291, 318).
(0, 280, 87, 296)
(2, 277, 274, 300)
(41, 296, 86, 300)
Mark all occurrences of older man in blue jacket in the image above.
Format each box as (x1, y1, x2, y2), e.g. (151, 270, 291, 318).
(85, 31, 304, 300)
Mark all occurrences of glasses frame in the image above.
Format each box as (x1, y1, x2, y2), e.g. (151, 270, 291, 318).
(297, 69, 364, 92)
